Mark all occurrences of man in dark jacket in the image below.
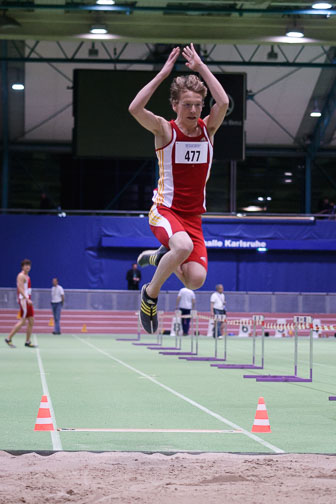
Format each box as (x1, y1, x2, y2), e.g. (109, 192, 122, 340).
(126, 263, 142, 290)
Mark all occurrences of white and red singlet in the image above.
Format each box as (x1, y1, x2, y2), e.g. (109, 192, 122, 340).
(153, 118, 213, 214)
(149, 118, 213, 269)
(17, 275, 34, 319)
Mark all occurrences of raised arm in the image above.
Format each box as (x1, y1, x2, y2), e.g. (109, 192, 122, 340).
(128, 47, 180, 137)
(182, 43, 229, 138)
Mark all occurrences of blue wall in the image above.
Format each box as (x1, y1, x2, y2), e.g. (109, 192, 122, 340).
(1, 214, 336, 292)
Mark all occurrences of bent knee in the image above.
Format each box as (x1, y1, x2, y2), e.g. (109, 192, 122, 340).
(174, 241, 194, 261)
(181, 241, 194, 257)
(185, 273, 206, 291)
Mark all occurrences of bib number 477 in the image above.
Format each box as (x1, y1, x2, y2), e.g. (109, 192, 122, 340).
(175, 141, 207, 164)
(185, 150, 200, 162)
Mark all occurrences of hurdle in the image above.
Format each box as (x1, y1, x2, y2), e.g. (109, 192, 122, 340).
(212, 315, 265, 370)
(132, 311, 165, 347)
(147, 311, 183, 351)
(245, 315, 313, 382)
(181, 314, 227, 362)
(116, 311, 141, 342)
(159, 311, 199, 357)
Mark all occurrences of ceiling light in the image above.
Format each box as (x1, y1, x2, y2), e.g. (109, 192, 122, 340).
(0, 12, 21, 29)
(96, 0, 115, 4)
(310, 105, 322, 117)
(286, 28, 304, 38)
(312, 2, 332, 8)
(286, 18, 304, 38)
(242, 205, 264, 212)
(89, 24, 108, 34)
(284, 179, 293, 184)
(284, 172, 293, 176)
(310, 100, 322, 117)
(12, 83, 24, 91)
(257, 196, 264, 201)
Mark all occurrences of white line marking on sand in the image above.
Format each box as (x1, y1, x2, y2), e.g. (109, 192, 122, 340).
(58, 428, 242, 433)
(33, 335, 62, 451)
(74, 335, 285, 454)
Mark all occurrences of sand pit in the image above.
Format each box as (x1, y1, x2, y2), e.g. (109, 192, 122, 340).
(1, 451, 336, 503)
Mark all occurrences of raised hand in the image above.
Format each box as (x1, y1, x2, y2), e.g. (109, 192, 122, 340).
(182, 43, 203, 72)
(159, 47, 180, 79)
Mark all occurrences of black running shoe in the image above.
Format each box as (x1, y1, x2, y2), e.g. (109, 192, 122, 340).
(25, 341, 37, 348)
(140, 284, 158, 334)
(5, 338, 16, 348)
(137, 245, 169, 268)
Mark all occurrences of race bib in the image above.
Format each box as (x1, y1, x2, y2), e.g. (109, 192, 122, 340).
(175, 141, 208, 164)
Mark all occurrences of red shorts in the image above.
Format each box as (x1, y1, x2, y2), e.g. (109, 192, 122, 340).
(149, 204, 208, 270)
(19, 299, 34, 319)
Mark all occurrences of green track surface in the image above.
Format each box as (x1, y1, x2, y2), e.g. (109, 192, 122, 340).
(1, 333, 336, 454)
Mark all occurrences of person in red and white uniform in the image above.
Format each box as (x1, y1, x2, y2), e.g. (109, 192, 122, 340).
(5, 258, 36, 348)
(129, 44, 229, 333)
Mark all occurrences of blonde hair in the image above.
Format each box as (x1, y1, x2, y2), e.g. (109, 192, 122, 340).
(169, 74, 207, 105)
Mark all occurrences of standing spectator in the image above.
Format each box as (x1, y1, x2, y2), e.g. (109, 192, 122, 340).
(126, 263, 142, 290)
(51, 278, 65, 335)
(5, 259, 36, 348)
(176, 287, 196, 336)
(210, 284, 226, 338)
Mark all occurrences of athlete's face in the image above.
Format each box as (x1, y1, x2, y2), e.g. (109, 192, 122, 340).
(173, 90, 204, 125)
(22, 264, 31, 274)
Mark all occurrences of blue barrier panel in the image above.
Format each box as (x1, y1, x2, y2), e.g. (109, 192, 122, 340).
(1, 215, 336, 291)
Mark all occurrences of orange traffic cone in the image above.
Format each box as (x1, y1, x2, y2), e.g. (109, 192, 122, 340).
(251, 397, 271, 433)
(48, 318, 54, 327)
(81, 324, 87, 333)
(34, 395, 54, 431)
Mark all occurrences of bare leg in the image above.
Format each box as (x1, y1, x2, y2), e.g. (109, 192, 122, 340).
(146, 233, 207, 298)
(146, 231, 193, 299)
(26, 317, 34, 342)
(8, 319, 26, 341)
(174, 261, 207, 290)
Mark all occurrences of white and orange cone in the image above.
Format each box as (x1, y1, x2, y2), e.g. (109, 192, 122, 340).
(251, 397, 271, 433)
(34, 395, 54, 431)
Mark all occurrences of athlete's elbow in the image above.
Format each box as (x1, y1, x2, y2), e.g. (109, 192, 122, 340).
(217, 100, 229, 118)
(128, 102, 137, 116)
(221, 95, 230, 109)
(128, 97, 143, 115)
(216, 92, 229, 109)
